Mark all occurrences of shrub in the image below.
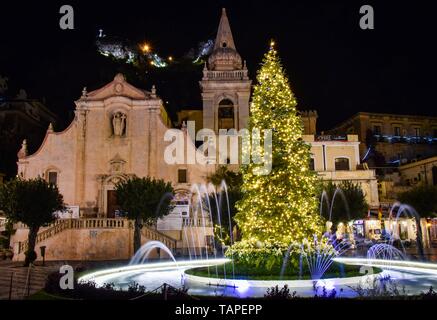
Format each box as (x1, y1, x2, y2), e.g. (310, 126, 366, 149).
(128, 282, 146, 294)
(264, 285, 297, 300)
(225, 239, 301, 275)
(349, 275, 407, 298)
(313, 285, 339, 299)
(421, 286, 437, 299)
(44, 271, 191, 300)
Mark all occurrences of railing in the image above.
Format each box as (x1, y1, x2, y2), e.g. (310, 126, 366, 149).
(182, 217, 212, 227)
(373, 134, 437, 144)
(18, 218, 177, 253)
(203, 70, 249, 80)
(141, 227, 177, 250)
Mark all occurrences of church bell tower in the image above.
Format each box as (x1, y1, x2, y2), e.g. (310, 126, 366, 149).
(200, 8, 252, 133)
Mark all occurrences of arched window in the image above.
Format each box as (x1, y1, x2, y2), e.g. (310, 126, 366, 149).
(335, 158, 350, 171)
(218, 99, 234, 130)
(46, 170, 59, 185)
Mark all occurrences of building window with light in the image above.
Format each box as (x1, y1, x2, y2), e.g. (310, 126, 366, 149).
(414, 127, 421, 137)
(335, 158, 350, 171)
(178, 169, 187, 183)
(394, 126, 401, 136)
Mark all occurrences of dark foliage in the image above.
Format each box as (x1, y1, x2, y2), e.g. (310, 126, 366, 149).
(0, 178, 65, 265)
(398, 185, 437, 218)
(115, 176, 174, 252)
(264, 285, 297, 300)
(320, 180, 369, 225)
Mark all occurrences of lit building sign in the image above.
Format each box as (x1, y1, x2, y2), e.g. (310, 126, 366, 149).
(316, 135, 348, 141)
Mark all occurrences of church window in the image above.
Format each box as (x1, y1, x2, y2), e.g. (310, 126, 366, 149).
(218, 99, 234, 130)
(178, 169, 187, 183)
(47, 171, 58, 185)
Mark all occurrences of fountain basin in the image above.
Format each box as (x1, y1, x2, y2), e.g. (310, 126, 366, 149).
(77, 258, 437, 298)
(184, 271, 381, 289)
(334, 257, 437, 275)
(78, 258, 231, 284)
(78, 258, 388, 298)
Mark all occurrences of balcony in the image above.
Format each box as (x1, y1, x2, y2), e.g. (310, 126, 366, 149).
(373, 134, 437, 145)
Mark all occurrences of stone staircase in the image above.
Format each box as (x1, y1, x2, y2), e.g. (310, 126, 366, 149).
(0, 262, 59, 300)
(17, 218, 177, 256)
(141, 226, 177, 250)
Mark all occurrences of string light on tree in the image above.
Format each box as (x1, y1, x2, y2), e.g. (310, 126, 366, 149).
(235, 43, 323, 246)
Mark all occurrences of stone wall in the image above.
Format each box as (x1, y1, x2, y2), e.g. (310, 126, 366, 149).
(12, 224, 134, 261)
(10, 219, 213, 262)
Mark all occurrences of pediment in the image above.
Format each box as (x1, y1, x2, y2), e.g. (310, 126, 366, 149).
(84, 73, 150, 101)
(109, 154, 126, 174)
(110, 153, 126, 164)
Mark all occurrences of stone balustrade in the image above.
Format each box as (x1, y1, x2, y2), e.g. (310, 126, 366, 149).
(203, 70, 248, 80)
(182, 217, 212, 227)
(141, 227, 177, 250)
(18, 218, 176, 254)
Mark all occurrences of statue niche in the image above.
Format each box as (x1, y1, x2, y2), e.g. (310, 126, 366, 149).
(112, 112, 127, 137)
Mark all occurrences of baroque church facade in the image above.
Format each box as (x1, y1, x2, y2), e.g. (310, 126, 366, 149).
(16, 9, 251, 219)
(11, 9, 379, 261)
(16, 73, 213, 219)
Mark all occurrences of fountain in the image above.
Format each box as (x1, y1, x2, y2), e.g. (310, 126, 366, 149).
(366, 243, 405, 270)
(320, 187, 352, 239)
(129, 241, 178, 265)
(77, 187, 437, 299)
(301, 235, 350, 280)
(387, 202, 425, 260)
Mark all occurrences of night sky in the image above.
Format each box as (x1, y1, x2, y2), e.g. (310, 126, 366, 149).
(1, 0, 436, 131)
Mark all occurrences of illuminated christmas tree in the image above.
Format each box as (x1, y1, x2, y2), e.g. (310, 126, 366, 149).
(235, 43, 323, 245)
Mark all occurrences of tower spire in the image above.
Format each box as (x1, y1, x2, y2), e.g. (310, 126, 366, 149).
(213, 8, 236, 50)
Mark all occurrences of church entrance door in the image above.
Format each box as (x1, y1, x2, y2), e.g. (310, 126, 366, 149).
(107, 190, 120, 218)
